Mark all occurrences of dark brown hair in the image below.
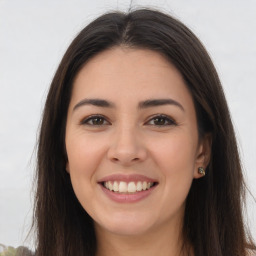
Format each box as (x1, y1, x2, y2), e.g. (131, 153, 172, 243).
(34, 8, 255, 256)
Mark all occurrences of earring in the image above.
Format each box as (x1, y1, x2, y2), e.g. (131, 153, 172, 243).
(198, 167, 205, 176)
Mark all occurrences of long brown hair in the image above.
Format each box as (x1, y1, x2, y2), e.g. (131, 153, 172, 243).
(34, 8, 255, 256)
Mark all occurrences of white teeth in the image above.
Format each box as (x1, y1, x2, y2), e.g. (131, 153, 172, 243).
(127, 182, 136, 193)
(147, 182, 153, 189)
(108, 182, 113, 191)
(119, 181, 128, 193)
(104, 181, 154, 193)
(137, 181, 142, 191)
(113, 181, 118, 192)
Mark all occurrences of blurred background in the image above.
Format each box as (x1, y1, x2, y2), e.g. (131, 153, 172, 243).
(0, 0, 255, 248)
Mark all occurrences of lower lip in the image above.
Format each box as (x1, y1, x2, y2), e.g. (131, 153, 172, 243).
(100, 185, 157, 203)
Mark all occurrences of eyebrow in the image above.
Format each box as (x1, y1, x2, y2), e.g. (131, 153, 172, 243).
(138, 99, 184, 111)
(73, 98, 184, 112)
(73, 99, 115, 111)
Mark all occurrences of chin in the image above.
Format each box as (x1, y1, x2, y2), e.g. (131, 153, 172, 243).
(95, 212, 157, 237)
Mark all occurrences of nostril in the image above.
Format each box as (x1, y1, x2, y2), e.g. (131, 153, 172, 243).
(111, 157, 139, 162)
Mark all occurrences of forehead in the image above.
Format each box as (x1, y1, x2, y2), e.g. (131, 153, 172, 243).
(71, 47, 194, 110)
(74, 47, 181, 86)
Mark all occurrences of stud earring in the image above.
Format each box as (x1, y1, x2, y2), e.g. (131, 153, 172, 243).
(198, 167, 205, 176)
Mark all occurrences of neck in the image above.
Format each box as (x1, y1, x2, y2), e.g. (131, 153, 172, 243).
(95, 219, 191, 256)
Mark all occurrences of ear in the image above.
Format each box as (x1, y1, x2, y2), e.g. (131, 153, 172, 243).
(193, 133, 212, 179)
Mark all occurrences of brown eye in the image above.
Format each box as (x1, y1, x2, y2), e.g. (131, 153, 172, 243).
(146, 115, 176, 126)
(91, 117, 105, 125)
(153, 117, 167, 125)
(81, 115, 110, 126)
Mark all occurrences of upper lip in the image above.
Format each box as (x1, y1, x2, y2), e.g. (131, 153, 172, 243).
(98, 174, 158, 183)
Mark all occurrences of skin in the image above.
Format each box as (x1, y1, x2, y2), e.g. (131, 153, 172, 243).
(65, 47, 211, 256)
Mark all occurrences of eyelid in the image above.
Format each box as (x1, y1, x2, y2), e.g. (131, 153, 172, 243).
(79, 113, 177, 126)
(145, 114, 177, 126)
(80, 114, 111, 126)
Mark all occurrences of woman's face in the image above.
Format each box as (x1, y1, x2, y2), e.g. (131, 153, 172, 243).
(65, 47, 209, 237)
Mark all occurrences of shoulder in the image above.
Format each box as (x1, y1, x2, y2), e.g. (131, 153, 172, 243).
(247, 249, 256, 256)
(0, 244, 34, 256)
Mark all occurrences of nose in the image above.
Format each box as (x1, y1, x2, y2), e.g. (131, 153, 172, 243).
(107, 127, 147, 166)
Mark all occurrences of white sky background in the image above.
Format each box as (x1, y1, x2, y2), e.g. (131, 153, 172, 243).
(0, 0, 255, 248)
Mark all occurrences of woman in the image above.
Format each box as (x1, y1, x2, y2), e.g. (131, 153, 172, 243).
(4, 8, 254, 256)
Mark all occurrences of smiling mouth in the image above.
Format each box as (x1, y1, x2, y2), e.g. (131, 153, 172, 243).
(101, 181, 157, 193)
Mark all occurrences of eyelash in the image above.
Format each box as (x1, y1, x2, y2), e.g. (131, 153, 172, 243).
(80, 114, 110, 126)
(145, 114, 177, 126)
(80, 114, 177, 127)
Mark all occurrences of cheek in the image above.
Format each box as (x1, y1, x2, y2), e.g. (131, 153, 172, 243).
(152, 135, 197, 209)
(66, 133, 107, 175)
(150, 132, 197, 173)
(65, 133, 108, 208)
(65, 134, 107, 211)
(150, 132, 197, 196)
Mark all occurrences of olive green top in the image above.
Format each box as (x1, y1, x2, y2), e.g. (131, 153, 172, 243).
(0, 245, 33, 256)
(1, 244, 255, 255)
